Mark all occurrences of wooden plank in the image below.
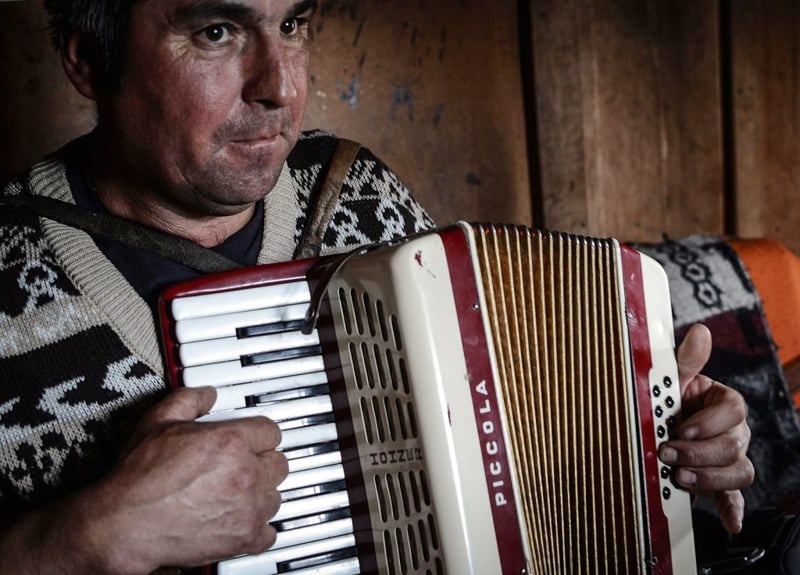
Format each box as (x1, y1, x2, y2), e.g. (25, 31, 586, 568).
(648, 1, 725, 239)
(730, 0, 800, 255)
(529, 0, 724, 242)
(526, 0, 590, 234)
(302, 0, 532, 227)
(0, 1, 95, 181)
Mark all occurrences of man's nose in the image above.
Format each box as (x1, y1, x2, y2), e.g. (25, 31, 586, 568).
(242, 34, 300, 107)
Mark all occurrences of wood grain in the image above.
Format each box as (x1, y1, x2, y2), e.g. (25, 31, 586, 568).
(730, 0, 800, 255)
(529, 0, 724, 242)
(0, 1, 95, 181)
(302, 0, 532, 227)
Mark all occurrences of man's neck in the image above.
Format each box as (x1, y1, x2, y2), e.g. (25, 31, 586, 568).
(89, 137, 256, 248)
(94, 184, 256, 248)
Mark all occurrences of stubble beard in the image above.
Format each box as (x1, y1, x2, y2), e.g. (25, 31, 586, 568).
(187, 110, 297, 214)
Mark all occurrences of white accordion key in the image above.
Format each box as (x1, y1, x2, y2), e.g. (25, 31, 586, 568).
(208, 371, 329, 412)
(182, 355, 325, 388)
(281, 464, 345, 492)
(283, 557, 361, 575)
(170, 281, 311, 321)
(286, 449, 342, 473)
(273, 490, 351, 522)
(178, 331, 320, 367)
(197, 395, 332, 424)
(271, 517, 354, 551)
(174, 303, 309, 343)
(279, 423, 338, 450)
(216, 533, 357, 575)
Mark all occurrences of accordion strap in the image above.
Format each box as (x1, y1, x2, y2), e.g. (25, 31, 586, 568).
(293, 138, 362, 260)
(0, 194, 243, 274)
(2, 137, 362, 271)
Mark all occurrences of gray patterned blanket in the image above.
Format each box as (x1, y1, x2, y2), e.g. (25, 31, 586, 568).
(635, 235, 800, 512)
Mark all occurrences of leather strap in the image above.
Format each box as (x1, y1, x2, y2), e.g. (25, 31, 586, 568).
(1, 195, 243, 274)
(293, 138, 362, 260)
(2, 137, 363, 271)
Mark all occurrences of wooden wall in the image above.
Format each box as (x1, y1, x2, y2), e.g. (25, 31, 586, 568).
(302, 0, 531, 226)
(0, 1, 96, 180)
(1, 0, 799, 254)
(528, 0, 725, 241)
(528, 0, 800, 254)
(729, 0, 800, 253)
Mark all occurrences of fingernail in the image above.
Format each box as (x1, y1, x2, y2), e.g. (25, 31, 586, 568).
(676, 469, 697, 486)
(660, 447, 678, 464)
(682, 426, 699, 440)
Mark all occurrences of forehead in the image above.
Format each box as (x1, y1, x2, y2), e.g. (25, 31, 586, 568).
(134, 0, 316, 23)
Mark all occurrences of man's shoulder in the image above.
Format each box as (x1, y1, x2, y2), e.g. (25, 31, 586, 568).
(2, 148, 69, 197)
(287, 129, 341, 170)
(288, 129, 389, 174)
(1, 155, 68, 225)
(2, 171, 41, 227)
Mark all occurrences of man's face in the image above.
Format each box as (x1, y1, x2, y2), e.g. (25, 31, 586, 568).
(99, 0, 315, 218)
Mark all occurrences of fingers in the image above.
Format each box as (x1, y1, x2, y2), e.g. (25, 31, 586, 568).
(259, 449, 290, 491)
(666, 449, 755, 492)
(660, 414, 753, 488)
(662, 422, 749, 466)
(214, 451, 286, 554)
(714, 490, 746, 534)
(97, 383, 289, 568)
(676, 323, 713, 386)
(141, 386, 218, 426)
(223, 492, 282, 559)
(675, 379, 749, 440)
(238, 416, 284, 454)
(663, 324, 754, 535)
(132, 388, 282, 453)
(122, 387, 218, 451)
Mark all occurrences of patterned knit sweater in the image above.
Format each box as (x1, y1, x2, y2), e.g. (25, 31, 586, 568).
(0, 129, 434, 517)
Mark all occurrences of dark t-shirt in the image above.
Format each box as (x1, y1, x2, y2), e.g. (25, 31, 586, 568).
(64, 136, 264, 312)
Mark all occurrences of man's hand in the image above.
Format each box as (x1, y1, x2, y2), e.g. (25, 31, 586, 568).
(0, 386, 288, 575)
(658, 323, 755, 534)
(91, 386, 288, 573)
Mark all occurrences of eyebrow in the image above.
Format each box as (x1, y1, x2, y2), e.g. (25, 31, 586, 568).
(289, 0, 318, 19)
(172, 0, 317, 28)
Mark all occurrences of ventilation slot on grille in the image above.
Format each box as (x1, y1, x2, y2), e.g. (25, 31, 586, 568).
(334, 286, 443, 573)
(374, 470, 442, 575)
(341, 290, 418, 444)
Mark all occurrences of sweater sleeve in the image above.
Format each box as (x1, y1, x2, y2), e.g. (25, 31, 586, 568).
(287, 130, 435, 256)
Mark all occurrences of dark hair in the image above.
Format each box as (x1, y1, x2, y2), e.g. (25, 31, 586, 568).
(42, 0, 137, 90)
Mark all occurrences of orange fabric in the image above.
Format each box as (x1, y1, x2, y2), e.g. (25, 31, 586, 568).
(730, 238, 800, 411)
(730, 238, 800, 365)
(785, 357, 800, 411)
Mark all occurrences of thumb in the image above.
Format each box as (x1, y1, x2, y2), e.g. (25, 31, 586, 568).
(120, 387, 217, 457)
(141, 386, 218, 426)
(676, 323, 713, 385)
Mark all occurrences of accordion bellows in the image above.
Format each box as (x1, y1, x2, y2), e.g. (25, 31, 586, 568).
(160, 223, 697, 575)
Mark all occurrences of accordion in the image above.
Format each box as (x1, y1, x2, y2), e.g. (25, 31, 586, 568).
(159, 223, 697, 575)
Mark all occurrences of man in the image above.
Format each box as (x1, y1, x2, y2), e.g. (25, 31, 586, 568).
(0, 0, 753, 573)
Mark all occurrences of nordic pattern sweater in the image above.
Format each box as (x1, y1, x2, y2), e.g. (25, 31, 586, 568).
(0, 129, 434, 517)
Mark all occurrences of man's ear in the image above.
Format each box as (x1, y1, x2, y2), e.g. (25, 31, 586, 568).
(61, 31, 102, 101)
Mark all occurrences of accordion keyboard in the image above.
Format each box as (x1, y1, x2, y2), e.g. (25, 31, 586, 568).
(161, 223, 699, 574)
(169, 279, 361, 575)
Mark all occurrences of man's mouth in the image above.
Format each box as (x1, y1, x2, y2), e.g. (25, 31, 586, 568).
(230, 132, 282, 144)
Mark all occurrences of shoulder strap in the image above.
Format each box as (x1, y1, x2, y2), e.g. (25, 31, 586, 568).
(293, 138, 362, 260)
(0, 195, 243, 274)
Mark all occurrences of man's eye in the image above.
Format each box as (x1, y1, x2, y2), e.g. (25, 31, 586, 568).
(280, 18, 306, 36)
(200, 24, 231, 43)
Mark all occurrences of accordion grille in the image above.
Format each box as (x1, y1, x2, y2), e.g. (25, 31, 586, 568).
(335, 286, 445, 575)
(473, 224, 644, 574)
